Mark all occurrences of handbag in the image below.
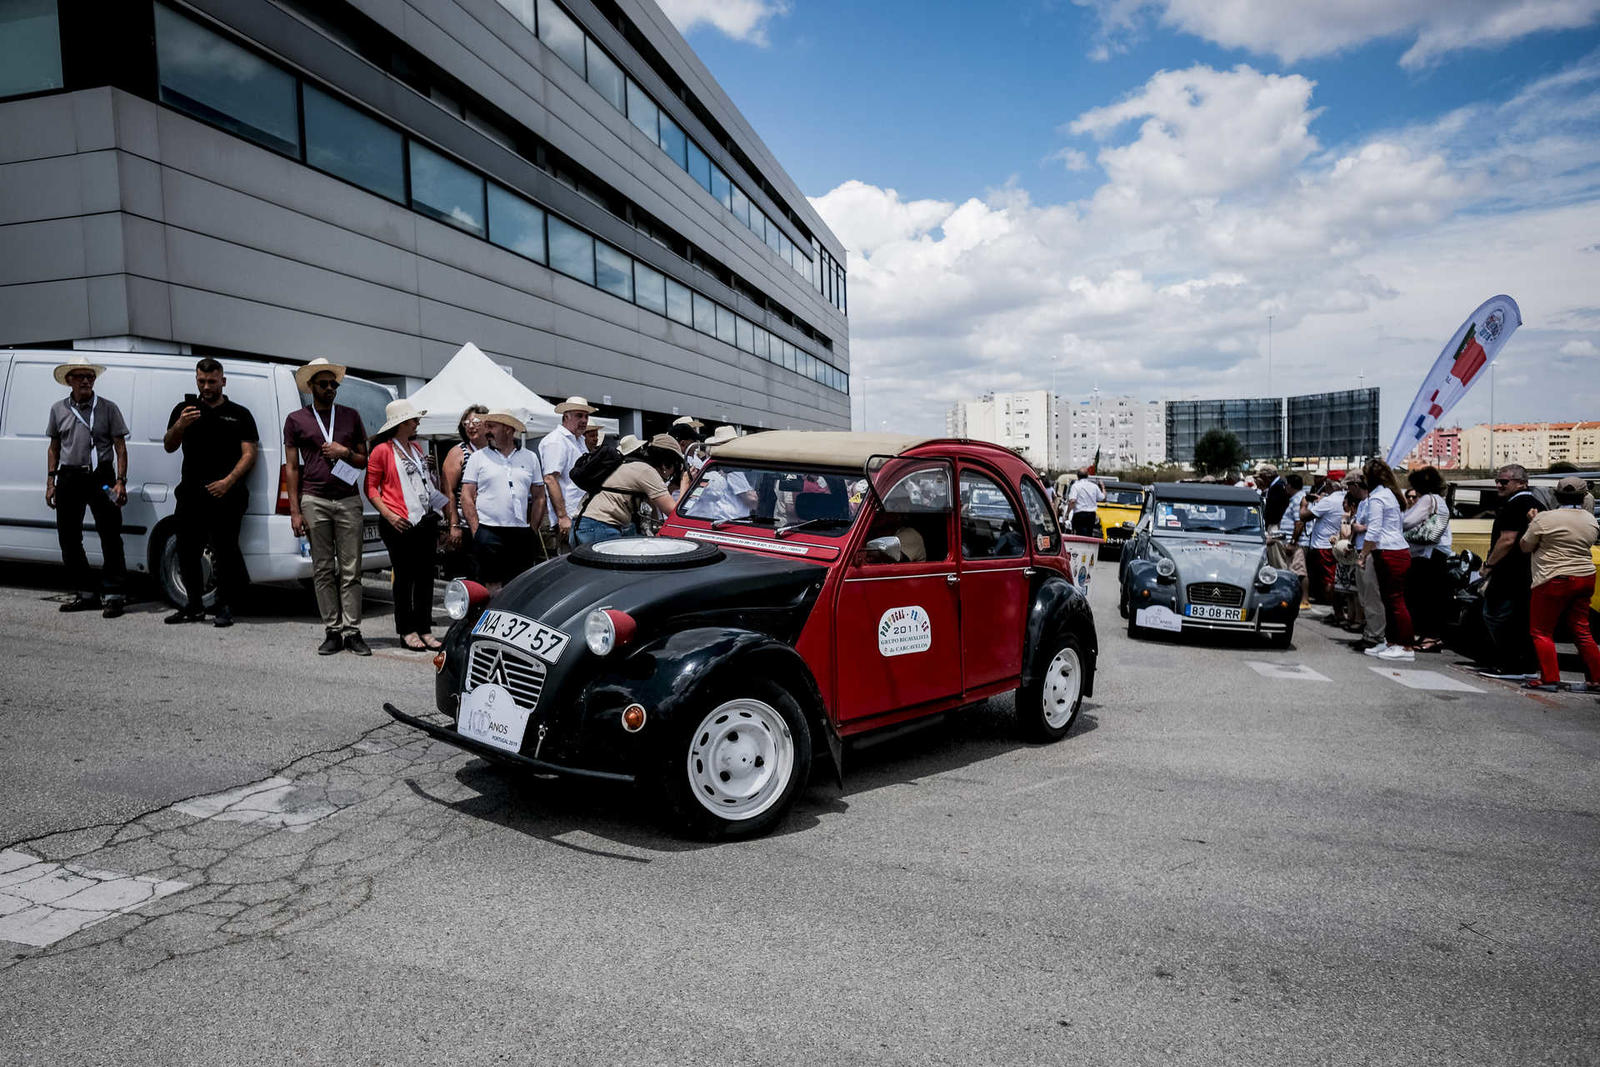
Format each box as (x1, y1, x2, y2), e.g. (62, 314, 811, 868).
(1404, 496, 1447, 546)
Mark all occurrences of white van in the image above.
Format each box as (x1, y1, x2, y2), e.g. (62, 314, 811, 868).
(0, 347, 394, 606)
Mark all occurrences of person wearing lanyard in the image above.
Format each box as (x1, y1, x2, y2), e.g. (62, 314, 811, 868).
(284, 359, 370, 656)
(538, 396, 597, 555)
(162, 358, 259, 627)
(45, 356, 130, 617)
(439, 404, 488, 579)
(461, 410, 546, 592)
(366, 399, 446, 651)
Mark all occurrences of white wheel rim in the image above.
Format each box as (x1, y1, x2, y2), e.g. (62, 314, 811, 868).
(686, 699, 794, 821)
(1041, 646, 1082, 729)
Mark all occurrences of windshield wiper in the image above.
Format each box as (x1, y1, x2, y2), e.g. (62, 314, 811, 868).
(774, 517, 847, 538)
(710, 516, 771, 530)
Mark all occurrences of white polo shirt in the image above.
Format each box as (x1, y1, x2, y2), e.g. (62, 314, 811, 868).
(462, 446, 542, 528)
(1305, 491, 1345, 549)
(1068, 479, 1103, 514)
(538, 425, 586, 526)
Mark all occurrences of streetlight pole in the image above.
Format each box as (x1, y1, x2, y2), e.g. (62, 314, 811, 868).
(1266, 313, 1274, 399)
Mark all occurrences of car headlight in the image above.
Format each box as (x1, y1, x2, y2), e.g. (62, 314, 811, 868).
(445, 578, 488, 620)
(584, 608, 637, 656)
(1155, 557, 1177, 579)
(585, 609, 616, 655)
(1257, 566, 1278, 587)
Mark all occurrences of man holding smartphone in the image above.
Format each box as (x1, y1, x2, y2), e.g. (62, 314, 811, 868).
(163, 358, 259, 627)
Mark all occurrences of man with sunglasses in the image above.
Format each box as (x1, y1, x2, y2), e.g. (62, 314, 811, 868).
(1477, 464, 1545, 680)
(45, 356, 129, 617)
(284, 359, 370, 655)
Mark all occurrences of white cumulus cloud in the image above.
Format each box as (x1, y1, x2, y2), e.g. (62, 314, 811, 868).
(655, 0, 789, 45)
(1074, 0, 1600, 68)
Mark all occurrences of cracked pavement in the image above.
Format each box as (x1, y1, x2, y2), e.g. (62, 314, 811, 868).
(2, 568, 1598, 1064)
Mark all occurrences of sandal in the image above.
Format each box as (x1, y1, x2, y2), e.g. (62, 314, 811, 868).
(422, 636, 444, 651)
(1521, 680, 1564, 692)
(402, 635, 428, 651)
(1417, 640, 1444, 653)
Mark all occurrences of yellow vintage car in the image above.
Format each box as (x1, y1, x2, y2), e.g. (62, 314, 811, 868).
(1447, 478, 1600, 614)
(1094, 480, 1147, 558)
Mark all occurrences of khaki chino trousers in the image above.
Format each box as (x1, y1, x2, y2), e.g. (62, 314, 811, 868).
(302, 493, 363, 635)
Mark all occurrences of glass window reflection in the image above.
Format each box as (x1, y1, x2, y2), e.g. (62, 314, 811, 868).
(585, 40, 624, 112)
(0, 0, 63, 98)
(303, 86, 405, 203)
(155, 5, 299, 156)
(547, 215, 595, 284)
(665, 277, 693, 325)
(625, 78, 658, 142)
(692, 292, 715, 334)
(409, 143, 485, 236)
(595, 242, 633, 300)
(536, 0, 586, 76)
(658, 113, 688, 170)
(686, 140, 712, 193)
(487, 184, 546, 263)
(634, 261, 666, 315)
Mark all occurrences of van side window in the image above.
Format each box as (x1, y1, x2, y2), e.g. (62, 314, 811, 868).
(2, 362, 136, 437)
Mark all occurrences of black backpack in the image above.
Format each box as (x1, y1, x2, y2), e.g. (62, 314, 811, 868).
(570, 434, 626, 494)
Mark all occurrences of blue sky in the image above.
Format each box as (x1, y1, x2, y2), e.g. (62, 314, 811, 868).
(660, 1, 1600, 442)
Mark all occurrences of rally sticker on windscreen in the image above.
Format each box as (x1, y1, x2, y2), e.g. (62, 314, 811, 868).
(878, 605, 932, 657)
(472, 610, 569, 664)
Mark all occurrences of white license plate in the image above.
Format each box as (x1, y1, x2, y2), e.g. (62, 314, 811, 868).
(472, 609, 570, 664)
(1186, 604, 1245, 621)
(456, 682, 530, 753)
(362, 519, 381, 543)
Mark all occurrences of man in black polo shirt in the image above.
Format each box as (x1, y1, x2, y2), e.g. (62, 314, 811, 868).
(162, 358, 259, 627)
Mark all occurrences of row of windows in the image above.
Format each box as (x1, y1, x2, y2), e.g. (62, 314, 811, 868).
(492, 0, 847, 314)
(151, 3, 848, 395)
(0, 0, 63, 100)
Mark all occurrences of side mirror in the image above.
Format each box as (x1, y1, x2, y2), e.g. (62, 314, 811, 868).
(864, 535, 904, 562)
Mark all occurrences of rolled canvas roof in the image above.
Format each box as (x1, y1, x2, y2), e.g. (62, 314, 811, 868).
(711, 431, 935, 467)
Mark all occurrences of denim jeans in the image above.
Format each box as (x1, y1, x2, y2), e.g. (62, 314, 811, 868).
(575, 516, 628, 546)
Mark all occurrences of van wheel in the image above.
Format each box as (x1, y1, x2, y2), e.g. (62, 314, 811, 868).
(155, 530, 217, 610)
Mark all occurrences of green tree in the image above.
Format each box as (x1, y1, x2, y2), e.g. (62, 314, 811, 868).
(1550, 461, 1578, 473)
(1193, 428, 1246, 477)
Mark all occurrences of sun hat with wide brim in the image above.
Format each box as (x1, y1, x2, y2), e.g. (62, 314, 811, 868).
(671, 415, 704, 430)
(616, 434, 645, 455)
(53, 355, 108, 385)
(373, 398, 428, 439)
(553, 396, 598, 415)
(294, 358, 347, 393)
(480, 409, 527, 434)
(646, 433, 683, 457)
(705, 424, 741, 447)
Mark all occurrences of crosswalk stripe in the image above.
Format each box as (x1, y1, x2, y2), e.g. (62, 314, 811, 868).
(1369, 667, 1485, 692)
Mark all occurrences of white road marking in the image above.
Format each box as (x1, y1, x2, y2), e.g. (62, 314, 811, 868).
(0, 849, 187, 947)
(1245, 661, 1331, 681)
(1369, 667, 1485, 693)
(173, 776, 339, 832)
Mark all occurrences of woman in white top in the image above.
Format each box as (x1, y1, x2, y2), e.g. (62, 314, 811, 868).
(1402, 466, 1452, 652)
(1358, 458, 1415, 658)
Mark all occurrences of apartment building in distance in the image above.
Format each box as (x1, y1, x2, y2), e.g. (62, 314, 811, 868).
(0, 0, 849, 435)
(1064, 391, 1165, 471)
(946, 390, 1056, 470)
(1409, 426, 1461, 469)
(1456, 422, 1600, 470)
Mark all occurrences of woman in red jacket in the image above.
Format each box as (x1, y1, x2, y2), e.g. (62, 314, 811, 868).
(366, 399, 446, 651)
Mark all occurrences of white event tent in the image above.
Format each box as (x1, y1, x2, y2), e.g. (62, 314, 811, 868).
(407, 342, 616, 439)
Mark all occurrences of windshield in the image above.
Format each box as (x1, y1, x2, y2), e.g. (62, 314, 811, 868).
(1153, 500, 1264, 535)
(679, 463, 868, 533)
(1104, 488, 1144, 506)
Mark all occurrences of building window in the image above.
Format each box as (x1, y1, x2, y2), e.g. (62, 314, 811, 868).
(634, 261, 667, 315)
(493, 0, 535, 31)
(409, 143, 485, 236)
(686, 141, 713, 194)
(692, 292, 716, 334)
(729, 184, 750, 227)
(155, 4, 299, 156)
(658, 113, 688, 170)
(715, 304, 737, 346)
(302, 86, 405, 203)
(735, 316, 754, 353)
(547, 215, 595, 284)
(584, 38, 625, 112)
(486, 184, 546, 263)
(0, 0, 62, 99)
(625, 78, 658, 142)
(665, 277, 693, 326)
(595, 241, 633, 300)
(536, 0, 586, 76)
(710, 164, 732, 210)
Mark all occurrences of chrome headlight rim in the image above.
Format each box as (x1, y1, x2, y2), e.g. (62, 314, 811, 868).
(444, 578, 472, 620)
(585, 608, 617, 656)
(1256, 565, 1279, 587)
(1155, 557, 1177, 579)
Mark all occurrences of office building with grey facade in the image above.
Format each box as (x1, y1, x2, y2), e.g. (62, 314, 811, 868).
(0, 0, 850, 434)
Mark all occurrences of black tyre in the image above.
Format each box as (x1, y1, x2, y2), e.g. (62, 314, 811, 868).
(1270, 619, 1295, 649)
(1118, 583, 1129, 619)
(665, 678, 811, 840)
(569, 537, 723, 570)
(1017, 632, 1087, 741)
(1126, 607, 1143, 640)
(155, 528, 217, 610)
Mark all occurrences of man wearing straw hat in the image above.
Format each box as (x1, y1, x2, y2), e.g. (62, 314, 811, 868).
(669, 416, 708, 474)
(45, 355, 129, 617)
(538, 396, 596, 556)
(284, 358, 371, 656)
(462, 409, 546, 590)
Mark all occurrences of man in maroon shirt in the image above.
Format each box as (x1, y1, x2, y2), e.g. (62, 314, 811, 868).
(284, 359, 370, 655)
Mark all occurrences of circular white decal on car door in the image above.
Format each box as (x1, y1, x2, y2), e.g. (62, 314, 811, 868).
(878, 605, 933, 657)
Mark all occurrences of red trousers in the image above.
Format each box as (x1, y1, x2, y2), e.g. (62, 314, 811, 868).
(1529, 574, 1600, 684)
(1371, 549, 1414, 646)
(1308, 547, 1337, 602)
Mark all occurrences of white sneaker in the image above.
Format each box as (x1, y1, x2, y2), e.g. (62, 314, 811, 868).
(1378, 645, 1415, 661)
(1362, 642, 1390, 657)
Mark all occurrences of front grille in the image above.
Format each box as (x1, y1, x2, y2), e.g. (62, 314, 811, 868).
(1187, 582, 1245, 607)
(467, 641, 547, 711)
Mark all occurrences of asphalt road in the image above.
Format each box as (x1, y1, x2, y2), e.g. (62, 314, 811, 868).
(1, 561, 1597, 1065)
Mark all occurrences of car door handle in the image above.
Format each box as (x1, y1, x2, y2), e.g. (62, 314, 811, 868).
(946, 573, 959, 586)
(1022, 567, 1037, 577)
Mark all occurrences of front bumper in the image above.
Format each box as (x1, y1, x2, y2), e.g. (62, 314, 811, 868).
(382, 702, 636, 783)
(1177, 614, 1289, 634)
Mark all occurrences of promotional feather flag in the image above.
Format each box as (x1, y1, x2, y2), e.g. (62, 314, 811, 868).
(1387, 295, 1522, 467)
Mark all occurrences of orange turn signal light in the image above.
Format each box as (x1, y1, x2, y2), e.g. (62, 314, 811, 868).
(621, 703, 647, 732)
(433, 652, 446, 673)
